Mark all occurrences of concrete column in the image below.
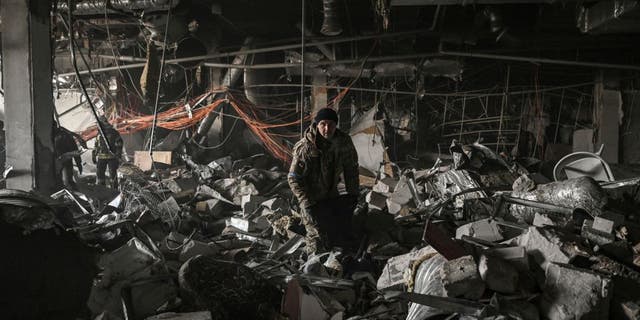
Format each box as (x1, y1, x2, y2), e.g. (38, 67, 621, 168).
(593, 74, 621, 164)
(1, 0, 56, 193)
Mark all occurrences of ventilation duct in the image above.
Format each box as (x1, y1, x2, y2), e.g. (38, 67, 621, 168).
(320, 0, 343, 36)
(58, 0, 181, 15)
(577, 0, 640, 34)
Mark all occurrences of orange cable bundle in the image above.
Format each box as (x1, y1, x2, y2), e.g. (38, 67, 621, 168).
(79, 91, 311, 163)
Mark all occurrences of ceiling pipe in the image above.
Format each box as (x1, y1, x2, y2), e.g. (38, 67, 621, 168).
(296, 23, 335, 60)
(58, 29, 439, 77)
(194, 37, 253, 144)
(577, 0, 640, 34)
(58, 0, 180, 15)
(439, 44, 640, 71)
(320, 0, 343, 36)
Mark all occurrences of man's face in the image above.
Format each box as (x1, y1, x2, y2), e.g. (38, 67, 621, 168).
(317, 120, 337, 140)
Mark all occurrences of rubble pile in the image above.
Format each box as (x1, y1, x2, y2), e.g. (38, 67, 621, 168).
(4, 142, 640, 320)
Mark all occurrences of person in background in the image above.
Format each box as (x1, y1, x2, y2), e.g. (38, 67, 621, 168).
(54, 126, 83, 189)
(92, 116, 124, 188)
(288, 107, 360, 255)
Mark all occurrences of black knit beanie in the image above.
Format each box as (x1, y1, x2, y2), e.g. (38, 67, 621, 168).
(314, 108, 339, 123)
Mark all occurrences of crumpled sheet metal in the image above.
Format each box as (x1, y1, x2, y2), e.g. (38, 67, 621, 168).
(0, 189, 60, 232)
(406, 254, 447, 320)
(435, 170, 487, 207)
(509, 176, 608, 223)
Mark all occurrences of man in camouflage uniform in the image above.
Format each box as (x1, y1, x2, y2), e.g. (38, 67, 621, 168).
(92, 117, 124, 188)
(288, 108, 360, 254)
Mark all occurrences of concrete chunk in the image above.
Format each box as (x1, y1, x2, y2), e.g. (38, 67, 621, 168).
(226, 217, 255, 232)
(478, 254, 519, 294)
(261, 197, 289, 212)
(387, 199, 402, 215)
(455, 218, 503, 243)
(582, 219, 615, 245)
(366, 191, 387, 210)
(241, 194, 266, 216)
(540, 263, 612, 320)
(485, 246, 529, 272)
(593, 212, 624, 234)
(373, 177, 398, 194)
(440, 255, 485, 300)
(377, 246, 438, 290)
(517, 226, 583, 270)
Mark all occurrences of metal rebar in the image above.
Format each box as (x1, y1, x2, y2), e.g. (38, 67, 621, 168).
(553, 88, 565, 143)
(60, 29, 438, 77)
(440, 45, 640, 71)
(497, 64, 510, 152)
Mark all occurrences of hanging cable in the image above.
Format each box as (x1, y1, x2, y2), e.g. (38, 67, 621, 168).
(192, 118, 240, 150)
(65, 0, 113, 155)
(148, 0, 173, 156)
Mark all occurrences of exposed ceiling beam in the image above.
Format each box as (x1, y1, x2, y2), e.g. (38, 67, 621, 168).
(391, 0, 555, 5)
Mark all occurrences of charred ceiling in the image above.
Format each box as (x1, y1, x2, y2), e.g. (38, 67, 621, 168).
(35, 0, 640, 163)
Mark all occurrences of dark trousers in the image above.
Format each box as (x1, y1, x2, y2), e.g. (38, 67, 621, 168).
(60, 161, 76, 189)
(96, 158, 119, 187)
(302, 195, 357, 253)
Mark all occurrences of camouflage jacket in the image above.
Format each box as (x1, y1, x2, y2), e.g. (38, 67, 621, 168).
(288, 124, 359, 208)
(93, 127, 124, 160)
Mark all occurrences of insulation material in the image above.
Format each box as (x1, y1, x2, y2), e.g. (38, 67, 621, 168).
(509, 176, 608, 223)
(406, 254, 447, 320)
(349, 106, 392, 176)
(435, 169, 487, 208)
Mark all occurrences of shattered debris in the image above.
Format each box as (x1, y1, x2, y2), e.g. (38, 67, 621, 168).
(9, 138, 640, 320)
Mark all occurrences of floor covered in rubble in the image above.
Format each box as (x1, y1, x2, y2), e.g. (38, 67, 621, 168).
(2, 0, 640, 319)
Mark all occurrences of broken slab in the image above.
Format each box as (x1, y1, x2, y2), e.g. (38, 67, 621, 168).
(387, 198, 403, 215)
(261, 197, 289, 213)
(582, 219, 616, 245)
(540, 263, 612, 320)
(377, 246, 438, 290)
(226, 217, 255, 232)
(517, 226, 586, 270)
(455, 218, 503, 243)
(373, 176, 398, 194)
(281, 277, 331, 320)
(440, 255, 485, 300)
(366, 191, 388, 211)
(484, 246, 529, 272)
(478, 254, 519, 294)
(388, 175, 414, 206)
(592, 211, 625, 234)
(241, 194, 266, 217)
